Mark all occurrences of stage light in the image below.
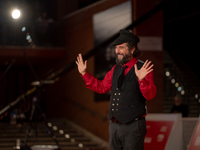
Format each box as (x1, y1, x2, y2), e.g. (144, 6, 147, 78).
(59, 130, 64, 134)
(175, 82, 179, 88)
(47, 122, 52, 127)
(70, 138, 75, 142)
(28, 38, 32, 43)
(181, 90, 185, 95)
(165, 71, 170, 77)
(26, 35, 31, 40)
(177, 86, 182, 92)
(65, 134, 70, 139)
(171, 79, 175, 84)
(53, 126, 57, 130)
(12, 9, 21, 19)
(32, 44, 36, 48)
(78, 143, 83, 147)
(22, 27, 26, 32)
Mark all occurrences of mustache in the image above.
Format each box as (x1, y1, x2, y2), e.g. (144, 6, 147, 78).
(115, 52, 132, 65)
(116, 53, 124, 56)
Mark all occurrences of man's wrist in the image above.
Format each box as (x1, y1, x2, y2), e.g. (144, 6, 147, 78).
(81, 71, 86, 75)
(138, 78, 147, 86)
(138, 77, 144, 81)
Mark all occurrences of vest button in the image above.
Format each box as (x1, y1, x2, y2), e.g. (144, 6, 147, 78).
(116, 88, 118, 90)
(112, 109, 114, 111)
(116, 103, 119, 106)
(112, 103, 114, 106)
(118, 93, 121, 95)
(116, 109, 118, 111)
(113, 98, 115, 101)
(115, 93, 117, 95)
(117, 98, 119, 101)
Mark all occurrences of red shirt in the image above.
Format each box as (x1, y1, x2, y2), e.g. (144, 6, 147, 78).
(81, 57, 157, 100)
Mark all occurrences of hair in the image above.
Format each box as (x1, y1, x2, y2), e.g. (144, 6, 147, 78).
(126, 42, 142, 58)
(175, 93, 182, 100)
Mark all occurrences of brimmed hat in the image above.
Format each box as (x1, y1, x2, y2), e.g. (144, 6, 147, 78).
(112, 29, 140, 46)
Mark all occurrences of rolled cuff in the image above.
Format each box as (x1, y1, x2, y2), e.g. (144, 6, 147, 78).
(138, 78, 148, 88)
(81, 71, 92, 82)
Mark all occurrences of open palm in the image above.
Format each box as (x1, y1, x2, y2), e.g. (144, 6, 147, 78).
(75, 53, 87, 75)
(134, 60, 154, 81)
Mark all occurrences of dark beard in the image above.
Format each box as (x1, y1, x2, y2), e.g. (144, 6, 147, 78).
(115, 52, 132, 65)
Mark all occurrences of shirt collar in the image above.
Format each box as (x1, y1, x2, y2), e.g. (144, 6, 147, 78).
(123, 57, 138, 68)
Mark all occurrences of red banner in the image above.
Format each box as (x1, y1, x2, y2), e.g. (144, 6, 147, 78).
(188, 122, 200, 150)
(144, 121, 174, 150)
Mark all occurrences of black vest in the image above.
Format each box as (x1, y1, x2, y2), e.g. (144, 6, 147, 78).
(108, 60, 146, 124)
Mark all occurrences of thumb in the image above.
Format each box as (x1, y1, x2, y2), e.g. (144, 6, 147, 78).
(84, 60, 87, 67)
(134, 64, 138, 71)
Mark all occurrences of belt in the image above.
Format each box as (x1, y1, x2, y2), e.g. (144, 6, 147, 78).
(110, 117, 143, 124)
(111, 117, 122, 124)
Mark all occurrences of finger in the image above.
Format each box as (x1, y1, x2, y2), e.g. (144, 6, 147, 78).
(75, 61, 79, 65)
(143, 60, 148, 68)
(144, 61, 151, 69)
(146, 61, 152, 68)
(79, 53, 84, 63)
(77, 56, 80, 62)
(147, 69, 153, 74)
(134, 64, 138, 71)
(76, 54, 80, 63)
(85, 60, 87, 67)
(77, 54, 82, 62)
(146, 64, 154, 71)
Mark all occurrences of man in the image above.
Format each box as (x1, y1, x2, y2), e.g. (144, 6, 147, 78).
(76, 29, 157, 150)
(170, 94, 188, 117)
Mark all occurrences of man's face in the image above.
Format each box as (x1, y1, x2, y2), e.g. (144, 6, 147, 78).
(115, 43, 134, 65)
(174, 97, 181, 106)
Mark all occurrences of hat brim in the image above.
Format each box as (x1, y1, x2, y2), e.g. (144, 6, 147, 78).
(111, 39, 126, 46)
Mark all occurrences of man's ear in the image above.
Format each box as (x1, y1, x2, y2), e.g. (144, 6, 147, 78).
(130, 46, 136, 55)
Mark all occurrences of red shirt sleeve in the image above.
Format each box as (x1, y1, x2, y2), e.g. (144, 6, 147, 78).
(81, 65, 116, 94)
(81, 63, 156, 100)
(137, 71, 157, 100)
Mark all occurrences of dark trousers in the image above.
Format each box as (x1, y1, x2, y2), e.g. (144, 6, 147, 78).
(109, 117, 146, 150)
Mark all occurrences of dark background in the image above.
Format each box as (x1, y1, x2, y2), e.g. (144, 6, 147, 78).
(164, 0, 200, 77)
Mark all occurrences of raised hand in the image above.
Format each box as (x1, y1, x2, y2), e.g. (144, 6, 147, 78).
(134, 60, 154, 81)
(75, 53, 87, 75)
